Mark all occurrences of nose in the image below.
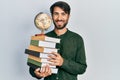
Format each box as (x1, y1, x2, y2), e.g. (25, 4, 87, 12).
(57, 14, 62, 20)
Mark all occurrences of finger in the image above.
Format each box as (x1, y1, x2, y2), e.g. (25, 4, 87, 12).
(50, 52, 58, 56)
(40, 66, 45, 73)
(44, 65, 49, 73)
(35, 68, 40, 72)
(46, 65, 52, 75)
(49, 61, 57, 66)
(48, 54, 57, 59)
(34, 68, 43, 77)
(48, 59, 57, 63)
(41, 65, 52, 77)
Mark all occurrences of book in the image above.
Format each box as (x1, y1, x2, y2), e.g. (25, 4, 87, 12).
(30, 40, 60, 48)
(27, 58, 55, 68)
(27, 62, 58, 74)
(25, 49, 51, 58)
(25, 35, 60, 74)
(28, 45, 58, 53)
(28, 55, 49, 63)
(31, 35, 60, 43)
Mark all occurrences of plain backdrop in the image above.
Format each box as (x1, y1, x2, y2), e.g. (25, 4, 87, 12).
(0, 0, 120, 80)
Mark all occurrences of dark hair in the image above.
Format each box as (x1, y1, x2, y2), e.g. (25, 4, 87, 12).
(50, 1, 71, 15)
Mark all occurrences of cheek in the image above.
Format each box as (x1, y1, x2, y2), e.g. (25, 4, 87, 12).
(52, 17, 57, 21)
(52, 15, 57, 19)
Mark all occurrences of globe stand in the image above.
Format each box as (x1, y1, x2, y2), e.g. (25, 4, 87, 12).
(35, 29, 45, 36)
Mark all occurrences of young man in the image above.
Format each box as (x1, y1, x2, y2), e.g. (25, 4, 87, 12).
(29, 1, 87, 80)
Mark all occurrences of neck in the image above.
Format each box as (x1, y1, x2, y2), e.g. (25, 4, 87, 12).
(54, 27, 67, 36)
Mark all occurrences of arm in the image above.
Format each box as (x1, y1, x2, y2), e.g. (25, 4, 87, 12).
(61, 39, 87, 74)
(61, 38, 87, 75)
(48, 38, 87, 75)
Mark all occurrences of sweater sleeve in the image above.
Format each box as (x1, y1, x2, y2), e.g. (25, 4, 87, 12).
(60, 37, 87, 75)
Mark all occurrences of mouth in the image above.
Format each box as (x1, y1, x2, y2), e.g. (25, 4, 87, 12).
(56, 20, 64, 25)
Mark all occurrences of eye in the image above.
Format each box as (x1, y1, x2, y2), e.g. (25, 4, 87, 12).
(53, 12, 59, 16)
(61, 13, 66, 16)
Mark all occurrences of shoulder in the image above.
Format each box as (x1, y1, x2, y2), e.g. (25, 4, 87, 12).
(67, 30, 83, 40)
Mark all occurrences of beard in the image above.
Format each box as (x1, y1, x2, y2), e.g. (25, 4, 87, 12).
(53, 20, 68, 30)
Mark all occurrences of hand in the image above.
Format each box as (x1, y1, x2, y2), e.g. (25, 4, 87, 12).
(48, 52, 64, 66)
(34, 65, 52, 78)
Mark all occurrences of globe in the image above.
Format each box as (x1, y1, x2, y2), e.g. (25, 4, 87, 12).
(34, 12, 52, 33)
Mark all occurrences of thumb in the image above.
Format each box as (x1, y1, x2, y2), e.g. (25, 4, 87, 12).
(35, 68, 40, 72)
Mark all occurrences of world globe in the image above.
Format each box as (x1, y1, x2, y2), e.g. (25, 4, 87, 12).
(34, 12, 52, 33)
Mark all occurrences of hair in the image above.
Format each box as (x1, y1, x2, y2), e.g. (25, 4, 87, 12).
(50, 1, 71, 15)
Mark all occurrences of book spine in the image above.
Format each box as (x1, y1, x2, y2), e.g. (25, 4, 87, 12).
(28, 55, 49, 63)
(25, 49, 40, 57)
(28, 45, 58, 53)
(31, 35, 45, 41)
(27, 58, 55, 68)
(30, 40, 57, 48)
(31, 35, 60, 43)
(27, 58, 42, 67)
(25, 49, 49, 58)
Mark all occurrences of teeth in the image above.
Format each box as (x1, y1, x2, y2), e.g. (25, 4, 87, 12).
(57, 22, 62, 25)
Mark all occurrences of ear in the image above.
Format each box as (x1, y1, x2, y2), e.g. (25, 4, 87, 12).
(68, 14, 70, 19)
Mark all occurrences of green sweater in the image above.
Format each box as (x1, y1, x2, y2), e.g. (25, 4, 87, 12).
(29, 29, 87, 80)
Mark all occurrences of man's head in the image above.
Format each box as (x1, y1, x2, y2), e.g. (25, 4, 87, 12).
(50, 1, 71, 29)
(50, 1, 71, 15)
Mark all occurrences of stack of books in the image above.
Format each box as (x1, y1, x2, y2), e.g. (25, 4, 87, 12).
(25, 34, 60, 74)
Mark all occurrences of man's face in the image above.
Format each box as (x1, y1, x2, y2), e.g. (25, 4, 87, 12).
(52, 7, 70, 29)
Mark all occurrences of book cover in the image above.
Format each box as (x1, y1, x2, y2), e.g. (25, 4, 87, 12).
(31, 35, 60, 43)
(28, 45, 58, 53)
(27, 58, 56, 68)
(30, 40, 60, 48)
(28, 55, 49, 63)
(25, 49, 50, 58)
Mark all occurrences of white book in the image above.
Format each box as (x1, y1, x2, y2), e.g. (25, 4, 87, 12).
(30, 40, 59, 48)
(40, 53, 53, 58)
(40, 53, 48, 58)
(44, 47, 58, 53)
(51, 68, 58, 74)
(45, 36, 60, 43)
(38, 40, 56, 48)
(29, 45, 58, 53)
(31, 35, 60, 43)
(41, 58, 48, 63)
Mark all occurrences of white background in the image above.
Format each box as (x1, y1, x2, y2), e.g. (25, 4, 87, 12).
(0, 0, 120, 80)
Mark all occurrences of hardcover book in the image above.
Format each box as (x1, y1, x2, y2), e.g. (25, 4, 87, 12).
(25, 49, 51, 58)
(27, 58, 55, 68)
(28, 55, 49, 63)
(30, 40, 60, 48)
(28, 45, 58, 53)
(31, 35, 60, 43)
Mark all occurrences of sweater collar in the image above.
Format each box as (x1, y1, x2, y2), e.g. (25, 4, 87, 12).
(52, 28, 69, 38)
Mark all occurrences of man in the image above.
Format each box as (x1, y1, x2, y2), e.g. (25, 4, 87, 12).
(29, 1, 87, 80)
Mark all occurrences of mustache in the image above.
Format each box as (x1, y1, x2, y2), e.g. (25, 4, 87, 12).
(56, 20, 64, 22)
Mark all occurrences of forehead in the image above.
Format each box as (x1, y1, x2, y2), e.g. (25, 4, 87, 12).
(53, 7, 65, 13)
